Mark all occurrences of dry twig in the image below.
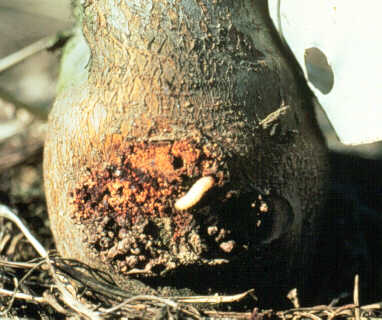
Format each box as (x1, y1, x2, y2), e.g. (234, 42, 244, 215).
(0, 204, 47, 257)
(354, 274, 360, 320)
(0, 30, 73, 73)
(258, 104, 290, 129)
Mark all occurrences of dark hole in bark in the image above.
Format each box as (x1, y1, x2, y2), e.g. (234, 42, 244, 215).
(143, 220, 160, 238)
(172, 156, 183, 169)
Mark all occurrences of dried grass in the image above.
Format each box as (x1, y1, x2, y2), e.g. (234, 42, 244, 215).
(0, 204, 382, 320)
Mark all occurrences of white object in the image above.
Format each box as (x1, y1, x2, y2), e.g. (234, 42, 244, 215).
(268, 0, 382, 145)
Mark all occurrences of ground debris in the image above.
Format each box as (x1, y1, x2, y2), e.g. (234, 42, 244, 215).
(1, 204, 382, 320)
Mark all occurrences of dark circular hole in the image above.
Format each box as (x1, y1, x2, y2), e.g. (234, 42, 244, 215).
(172, 156, 183, 169)
(143, 221, 160, 238)
(304, 47, 334, 94)
(151, 264, 166, 275)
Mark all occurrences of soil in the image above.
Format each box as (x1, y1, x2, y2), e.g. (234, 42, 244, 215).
(2, 138, 382, 319)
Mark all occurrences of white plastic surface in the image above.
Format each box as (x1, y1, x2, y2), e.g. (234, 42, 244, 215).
(268, 1, 382, 145)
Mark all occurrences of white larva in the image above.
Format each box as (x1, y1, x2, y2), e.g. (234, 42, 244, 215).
(174, 176, 215, 210)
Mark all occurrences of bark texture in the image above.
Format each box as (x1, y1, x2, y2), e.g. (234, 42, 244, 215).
(44, 0, 329, 303)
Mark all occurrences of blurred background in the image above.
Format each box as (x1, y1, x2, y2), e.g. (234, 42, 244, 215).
(0, 0, 71, 113)
(0, 0, 382, 313)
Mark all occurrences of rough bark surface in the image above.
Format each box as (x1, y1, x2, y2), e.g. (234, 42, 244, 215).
(44, 0, 329, 303)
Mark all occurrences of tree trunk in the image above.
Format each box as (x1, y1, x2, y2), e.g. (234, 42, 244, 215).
(44, 0, 329, 305)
